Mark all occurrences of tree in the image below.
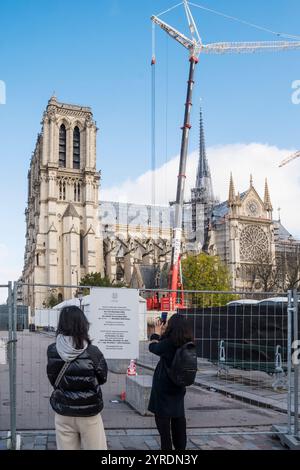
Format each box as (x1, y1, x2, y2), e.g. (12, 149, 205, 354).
(276, 245, 300, 291)
(44, 293, 60, 308)
(182, 253, 236, 307)
(248, 253, 280, 292)
(248, 248, 300, 293)
(78, 272, 126, 295)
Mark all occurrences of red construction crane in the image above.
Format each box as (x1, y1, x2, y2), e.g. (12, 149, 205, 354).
(148, 0, 300, 312)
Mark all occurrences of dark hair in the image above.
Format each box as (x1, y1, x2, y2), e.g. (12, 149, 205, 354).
(163, 314, 194, 347)
(56, 306, 91, 349)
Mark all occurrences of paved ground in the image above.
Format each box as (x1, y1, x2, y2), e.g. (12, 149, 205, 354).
(0, 428, 286, 451)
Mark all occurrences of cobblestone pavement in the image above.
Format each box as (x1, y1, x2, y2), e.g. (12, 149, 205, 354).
(0, 428, 287, 451)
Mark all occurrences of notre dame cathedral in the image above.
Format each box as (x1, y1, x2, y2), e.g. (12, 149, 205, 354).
(22, 97, 299, 308)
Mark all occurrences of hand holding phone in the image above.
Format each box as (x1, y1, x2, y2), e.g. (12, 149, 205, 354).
(160, 311, 168, 325)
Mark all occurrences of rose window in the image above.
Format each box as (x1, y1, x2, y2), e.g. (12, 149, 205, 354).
(240, 225, 269, 262)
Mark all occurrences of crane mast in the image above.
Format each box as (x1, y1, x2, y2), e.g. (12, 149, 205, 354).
(153, 0, 202, 309)
(170, 55, 198, 307)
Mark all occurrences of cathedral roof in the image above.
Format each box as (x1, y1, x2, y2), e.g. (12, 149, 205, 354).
(212, 187, 264, 220)
(239, 191, 248, 200)
(47, 96, 92, 115)
(273, 220, 293, 241)
(130, 264, 161, 289)
(212, 200, 229, 219)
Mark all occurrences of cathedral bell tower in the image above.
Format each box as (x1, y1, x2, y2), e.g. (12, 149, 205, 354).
(22, 96, 103, 308)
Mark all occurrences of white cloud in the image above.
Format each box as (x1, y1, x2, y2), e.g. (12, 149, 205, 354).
(101, 142, 300, 238)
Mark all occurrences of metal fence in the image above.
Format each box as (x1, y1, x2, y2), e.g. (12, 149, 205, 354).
(0, 304, 29, 331)
(1, 281, 299, 450)
(0, 282, 18, 449)
(141, 288, 300, 447)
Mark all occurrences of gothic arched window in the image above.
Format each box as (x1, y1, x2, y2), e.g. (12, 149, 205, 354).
(73, 126, 80, 169)
(59, 124, 67, 168)
(80, 233, 85, 266)
(59, 180, 66, 201)
(74, 182, 81, 202)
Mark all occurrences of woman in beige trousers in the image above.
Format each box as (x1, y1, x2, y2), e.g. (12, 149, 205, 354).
(47, 306, 108, 450)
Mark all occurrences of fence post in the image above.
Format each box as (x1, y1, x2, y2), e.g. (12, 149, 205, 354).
(293, 289, 299, 438)
(287, 290, 293, 434)
(7, 281, 17, 450)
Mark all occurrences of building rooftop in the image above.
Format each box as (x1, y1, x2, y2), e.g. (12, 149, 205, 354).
(47, 95, 92, 114)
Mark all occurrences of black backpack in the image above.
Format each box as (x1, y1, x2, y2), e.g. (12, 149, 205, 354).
(165, 342, 197, 387)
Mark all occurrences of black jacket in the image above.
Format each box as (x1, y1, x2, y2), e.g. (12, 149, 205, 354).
(47, 343, 108, 417)
(148, 334, 186, 418)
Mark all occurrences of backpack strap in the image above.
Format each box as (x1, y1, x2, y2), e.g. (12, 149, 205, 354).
(54, 362, 71, 389)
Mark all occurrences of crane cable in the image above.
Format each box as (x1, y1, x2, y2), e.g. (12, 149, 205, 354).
(151, 22, 156, 208)
(151, 28, 170, 206)
(165, 34, 169, 204)
(156, 2, 184, 18)
(153, 0, 300, 41)
(189, 2, 300, 41)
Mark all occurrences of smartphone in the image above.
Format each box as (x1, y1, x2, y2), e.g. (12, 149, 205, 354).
(160, 311, 168, 325)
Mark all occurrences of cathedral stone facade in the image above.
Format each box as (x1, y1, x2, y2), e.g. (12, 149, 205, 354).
(208, 175, 275, 290)
(22, 98, 299, 307)
(22, 97, 102, 308)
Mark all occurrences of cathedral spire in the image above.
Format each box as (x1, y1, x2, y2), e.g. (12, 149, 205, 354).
(193, 107, 214, 203)
(264, 178, 273, 212)
(228, 172, 235, 203)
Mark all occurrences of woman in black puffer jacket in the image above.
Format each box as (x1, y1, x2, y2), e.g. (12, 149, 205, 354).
(47, 306, 108, 450)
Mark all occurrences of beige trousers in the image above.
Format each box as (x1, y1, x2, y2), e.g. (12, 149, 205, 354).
(55, 413, 107, 450)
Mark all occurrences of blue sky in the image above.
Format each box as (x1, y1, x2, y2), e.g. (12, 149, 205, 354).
(1, 0, 300, 286)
